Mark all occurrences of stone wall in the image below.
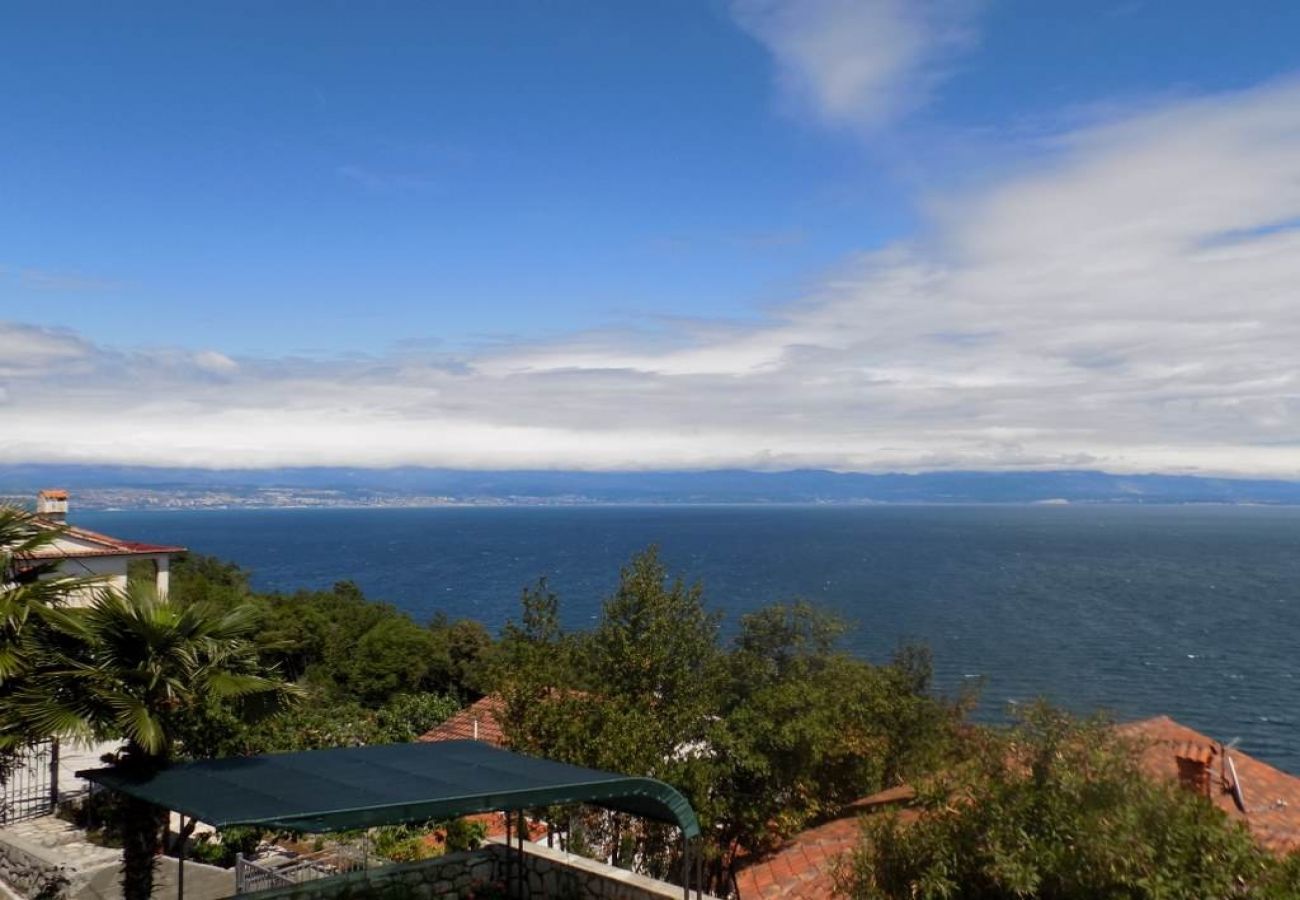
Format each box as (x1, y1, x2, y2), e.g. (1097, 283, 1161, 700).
(0, 817, 233, 900)
(236, 849, 499, 900)
(510, 840, 716, 900)
(0, 827, 76, 900)
(238, 840, 719, 900)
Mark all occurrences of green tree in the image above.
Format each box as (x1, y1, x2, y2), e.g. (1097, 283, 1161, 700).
(589, 547, 723, 717)
(838, 703, 1300, 899)
(497, 554, 724, 881)
(374, 692, 462, 742)
(502, 550, 724, 776)
(169, 558, 496, 707)
(339, 616, 443, 704)
(167, 553, 252, 610)
(496, 550, 958, 895)
(0, 506, 91, 770)
(497, 577, 578, 751)
(429, 615, 495, 699)
(10, 585, 297, 900)
(710, 606, 960, 887)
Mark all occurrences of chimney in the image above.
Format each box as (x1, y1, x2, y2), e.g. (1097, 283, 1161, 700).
(36, 489, 69, 523)
(1174, 742, 1215, 798)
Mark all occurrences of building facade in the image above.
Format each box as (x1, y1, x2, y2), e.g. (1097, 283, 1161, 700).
(23, 489, 185, 603)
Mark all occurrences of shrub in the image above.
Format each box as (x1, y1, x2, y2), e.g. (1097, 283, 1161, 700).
(837, 703, 1300, 899)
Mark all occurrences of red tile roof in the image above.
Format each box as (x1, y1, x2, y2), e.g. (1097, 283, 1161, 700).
(734, 786, 917, 899)
(414, 696, 557, 842)
(737, 715, 1300, 898)
(1118, 715, 1300, 854)
(24, 523, 186, 559)
(417, 695, 506, 747)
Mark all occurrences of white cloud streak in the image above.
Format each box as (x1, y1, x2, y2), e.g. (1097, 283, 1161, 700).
(730, 0, 978, 130)
(4, 80, 1300, 476)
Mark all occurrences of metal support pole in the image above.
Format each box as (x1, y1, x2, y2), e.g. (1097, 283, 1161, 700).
(48, 739, 60, 813)
(682, 834, 689, 900)
(505, 811, 513, 897)
(177, 815, 187, 900)
(517, 811, 527, 898)
(175, 814, 198, 900)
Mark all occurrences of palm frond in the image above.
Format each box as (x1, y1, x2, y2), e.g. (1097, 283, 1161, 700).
(9, 579, 291, 759)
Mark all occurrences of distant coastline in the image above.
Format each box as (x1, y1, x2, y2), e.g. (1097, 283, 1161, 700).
(18, 492, 1300, 513)
(5, 464, 1300, 509)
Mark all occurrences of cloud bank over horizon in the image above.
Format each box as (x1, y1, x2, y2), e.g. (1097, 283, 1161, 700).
(5, 79, 1300, 478)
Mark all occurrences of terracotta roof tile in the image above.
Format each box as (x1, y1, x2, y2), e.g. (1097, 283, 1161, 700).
(1118, 715, 1300, 854)
(24, 522, 186, 559)
(734, 787, 917, 899)
(417, 695, 506, 747)
(737, 715, 1300, 898)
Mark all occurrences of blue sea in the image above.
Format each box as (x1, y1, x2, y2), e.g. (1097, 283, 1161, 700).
(78, 505, 1300, 772)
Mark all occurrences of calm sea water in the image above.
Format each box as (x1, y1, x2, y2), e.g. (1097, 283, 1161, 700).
(78, 505, 1300, 772)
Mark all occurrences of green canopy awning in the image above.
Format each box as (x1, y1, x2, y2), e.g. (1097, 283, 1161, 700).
(78, 740, 700, 838)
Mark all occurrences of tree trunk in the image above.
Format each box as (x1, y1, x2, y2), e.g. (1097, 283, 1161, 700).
(118, 743, 167, 900)
(119, 793, 166, 900)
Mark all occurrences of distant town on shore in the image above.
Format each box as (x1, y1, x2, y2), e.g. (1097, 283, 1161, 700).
(4, 465, 1300, 510)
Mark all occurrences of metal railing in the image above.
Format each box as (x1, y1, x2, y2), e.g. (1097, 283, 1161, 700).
(0, 740, 58, 825)
(235, 845, 368, 894)
(234, 855, 295, 894)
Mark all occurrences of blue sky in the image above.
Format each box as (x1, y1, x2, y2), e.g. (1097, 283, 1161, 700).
(4, 1, 1300, 474)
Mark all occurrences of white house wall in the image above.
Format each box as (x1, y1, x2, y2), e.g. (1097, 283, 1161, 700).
(40, 554, 172, 606)
(53, 556, 129, 606)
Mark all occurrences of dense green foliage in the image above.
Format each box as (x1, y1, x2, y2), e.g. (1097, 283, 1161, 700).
(838, 704, 1300, 899)
(11, 587, 294, 755)
(366, 817, 488, 862)
(495, 547, 964, 893)
(171, 557, 494, 700)
(0, 507, 92, 758)
(165, 554, 491, 754)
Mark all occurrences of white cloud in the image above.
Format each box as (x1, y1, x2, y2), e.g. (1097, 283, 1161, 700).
(0, 324, 94, 376)
(730, 0, 978, 130)
(193, 350, 239, 375)
(5, 80, 1300, 476)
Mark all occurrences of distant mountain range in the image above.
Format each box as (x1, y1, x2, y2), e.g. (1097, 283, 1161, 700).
(3, 464, 1300, 507)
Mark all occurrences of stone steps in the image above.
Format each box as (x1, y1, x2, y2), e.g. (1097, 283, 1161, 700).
(0, 815, 121, 898)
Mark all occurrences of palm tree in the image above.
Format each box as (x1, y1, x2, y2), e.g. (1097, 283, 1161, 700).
(11, 583, 298, 900)
(0, 505, 86, 759)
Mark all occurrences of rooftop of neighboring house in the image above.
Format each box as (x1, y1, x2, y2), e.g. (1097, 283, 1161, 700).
(735, 715, 1300, 897)
(24, 522, 187, 559)
(734, 786, 917, 900)
(415, 695, 552, 843)
(21, 489, 185, 559)
(417, 694, 506, 747)
(1118, 715, 1300, 854)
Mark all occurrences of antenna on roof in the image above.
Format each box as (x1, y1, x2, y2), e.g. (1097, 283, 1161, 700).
(1226, 754, 1247, 812)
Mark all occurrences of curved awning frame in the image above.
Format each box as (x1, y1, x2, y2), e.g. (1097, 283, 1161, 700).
(78, 739, 701, 839)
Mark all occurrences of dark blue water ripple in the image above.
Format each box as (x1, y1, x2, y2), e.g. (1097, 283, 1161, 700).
(79, 505, 1300, 773)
